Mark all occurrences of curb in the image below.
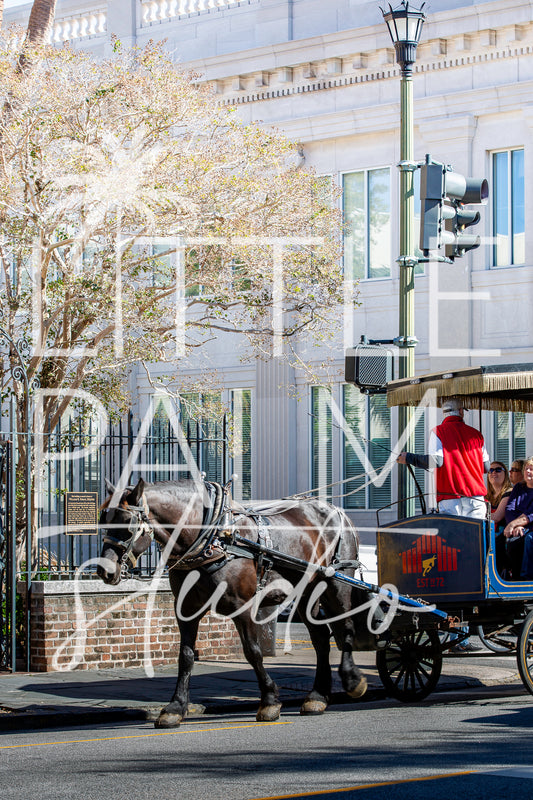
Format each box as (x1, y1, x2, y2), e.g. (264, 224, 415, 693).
(0, 677, 523, 732)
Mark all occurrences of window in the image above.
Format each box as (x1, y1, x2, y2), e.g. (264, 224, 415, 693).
(343, 386, 391, 509)
(180, 392, 225, 483)
(343, 167, 391, 280)
(177, 390, 252, 498)
(493, 411, 526, 464)
(311, 386, 332, 500)
(492, 149, 524, 266)
(150, 397, 174, 481)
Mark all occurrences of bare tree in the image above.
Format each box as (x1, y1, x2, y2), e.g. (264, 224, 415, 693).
(0, 38, 346, 564)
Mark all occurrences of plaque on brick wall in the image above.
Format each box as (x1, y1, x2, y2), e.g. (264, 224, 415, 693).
(64, 492, 98, 535)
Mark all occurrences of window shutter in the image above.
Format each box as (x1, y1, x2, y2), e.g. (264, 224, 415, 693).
(413, 411, 426, 512)
(343, 385, 365, 509)
(368, 394, 391, 509)
(513, 412, 526, 460)
(311, 387, 332, 500)
(231, 389, 252, 501)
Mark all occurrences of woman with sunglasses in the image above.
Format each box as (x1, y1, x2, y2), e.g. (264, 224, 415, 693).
(486, 462, 512, 529)
(504, 457, 533, 580)
(509, 460, 525, 486)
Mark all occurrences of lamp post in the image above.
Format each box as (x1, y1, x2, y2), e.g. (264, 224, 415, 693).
(381, 1, 425, 519)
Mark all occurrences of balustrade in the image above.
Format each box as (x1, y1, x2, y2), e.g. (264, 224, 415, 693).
(51, 9, 106, 42)
(141, 0, 243, 26)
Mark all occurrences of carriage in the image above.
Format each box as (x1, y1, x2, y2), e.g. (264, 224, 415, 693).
(97, 362, 533, 725)
(375, 362, 533, 702)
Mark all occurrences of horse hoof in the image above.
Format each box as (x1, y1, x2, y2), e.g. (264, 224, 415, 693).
(256, 704, 282, 722)
(300, 699, 327, 716)
(154, 712, 182, 728)
(347, 676, 368, 699)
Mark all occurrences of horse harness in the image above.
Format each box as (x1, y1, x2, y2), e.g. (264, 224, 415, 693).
(103, 480, 359, 589)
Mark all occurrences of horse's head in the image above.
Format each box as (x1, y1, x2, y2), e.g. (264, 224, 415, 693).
(97, 478, 153, 585)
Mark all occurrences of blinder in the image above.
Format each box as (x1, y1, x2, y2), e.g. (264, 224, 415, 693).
(100, 501, 154, 575)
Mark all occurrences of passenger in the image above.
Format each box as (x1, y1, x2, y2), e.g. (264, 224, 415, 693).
(486, 461, 512, 530)
(503, 457, 533, 580)
(486, 461, 512, 579)
(397, 397, 490, 519)
(509, 459, 525, 486)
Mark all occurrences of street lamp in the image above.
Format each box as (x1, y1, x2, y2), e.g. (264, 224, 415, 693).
(381, 1, 425, 518)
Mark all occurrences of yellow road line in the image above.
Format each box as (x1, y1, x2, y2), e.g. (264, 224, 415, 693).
(0, 720, 292, 751)
(250, 771, 475, 799)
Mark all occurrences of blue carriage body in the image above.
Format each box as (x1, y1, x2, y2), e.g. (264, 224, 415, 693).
(377, 513, 533, 604)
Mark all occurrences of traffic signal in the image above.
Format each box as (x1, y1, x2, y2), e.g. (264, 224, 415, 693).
(418, 156, 488, 260)
(443, 169, 489, 259)
(419, 159, 451, 255)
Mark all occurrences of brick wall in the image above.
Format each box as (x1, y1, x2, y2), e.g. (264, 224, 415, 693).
(28, 579, 244, 672)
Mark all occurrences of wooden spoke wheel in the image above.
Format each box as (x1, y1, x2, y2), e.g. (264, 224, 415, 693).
(517, 610, 533, 696)
(376, 629, 442, 702)
(475, 624, 517, 654)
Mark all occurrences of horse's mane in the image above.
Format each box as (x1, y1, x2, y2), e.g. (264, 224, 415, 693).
(144, 478, 200, 501)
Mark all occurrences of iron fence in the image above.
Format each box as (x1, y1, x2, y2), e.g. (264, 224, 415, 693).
(35, 411, 228, 579)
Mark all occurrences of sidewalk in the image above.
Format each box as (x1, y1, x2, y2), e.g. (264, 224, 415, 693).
(0, 626, 524, 731)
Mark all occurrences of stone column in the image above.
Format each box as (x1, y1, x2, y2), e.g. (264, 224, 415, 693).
(105, 0, 137, 51)
(254, 357, 297, 501)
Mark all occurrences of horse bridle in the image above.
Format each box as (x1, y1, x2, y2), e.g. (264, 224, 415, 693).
(101, 497, 154, 578)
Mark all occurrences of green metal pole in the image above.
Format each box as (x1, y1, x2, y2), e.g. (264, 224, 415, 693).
(397, 69, 416, 519)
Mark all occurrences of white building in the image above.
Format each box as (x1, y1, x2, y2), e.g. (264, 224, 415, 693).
(6, 0, 533, 577)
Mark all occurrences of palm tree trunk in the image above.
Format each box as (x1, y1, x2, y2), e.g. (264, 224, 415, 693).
(17, 0, 57, 72)
(26, 0, 57, 45)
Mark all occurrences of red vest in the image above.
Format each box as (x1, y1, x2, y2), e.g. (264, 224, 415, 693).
(434, 415, 487, 503)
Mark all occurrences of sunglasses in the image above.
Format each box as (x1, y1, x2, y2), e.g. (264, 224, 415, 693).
(489, 467, 504, 473)
(510, 468, 522, 473)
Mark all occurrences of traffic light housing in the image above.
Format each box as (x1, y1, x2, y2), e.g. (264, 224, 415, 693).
(443, 170, 489, 259)
(419, 160, 450, 254)
(419, 156, 488, 260)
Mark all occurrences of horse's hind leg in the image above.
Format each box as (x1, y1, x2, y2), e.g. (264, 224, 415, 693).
(333, 619, 368, 700)
(328, 588, 368, 700)
(234, 613, 281, 722)
(155, 617, 200, 729)
(299, 613, 332, 715)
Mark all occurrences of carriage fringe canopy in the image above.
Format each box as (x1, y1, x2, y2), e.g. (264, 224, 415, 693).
(386, 364, 533, 414)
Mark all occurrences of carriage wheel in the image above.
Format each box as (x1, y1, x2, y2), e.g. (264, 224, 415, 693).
(475, 624, 517, 654)
(517, 610, 533, 696)
(376, 629, 442, 702)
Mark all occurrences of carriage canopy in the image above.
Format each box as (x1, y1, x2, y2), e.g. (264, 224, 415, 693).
(386, 362, 533, 414)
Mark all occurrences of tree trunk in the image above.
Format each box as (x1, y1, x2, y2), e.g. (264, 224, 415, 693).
(16, 0, 57, 72)
(26, 0, 57, 45)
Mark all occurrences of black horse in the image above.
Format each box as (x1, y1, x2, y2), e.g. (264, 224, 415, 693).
(97, 477, 376, 728)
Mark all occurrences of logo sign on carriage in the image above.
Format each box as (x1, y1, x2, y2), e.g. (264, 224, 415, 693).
(377, 514, 485, 601)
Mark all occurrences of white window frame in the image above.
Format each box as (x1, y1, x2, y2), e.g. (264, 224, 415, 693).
(342, 165, 392, 281)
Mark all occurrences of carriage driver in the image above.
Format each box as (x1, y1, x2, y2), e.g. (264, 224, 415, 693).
(396, 397, 490, 519)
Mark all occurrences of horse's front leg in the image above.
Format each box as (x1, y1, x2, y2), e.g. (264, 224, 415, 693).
(155, 616, 200, 729)
(234, 613, 281, 722)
